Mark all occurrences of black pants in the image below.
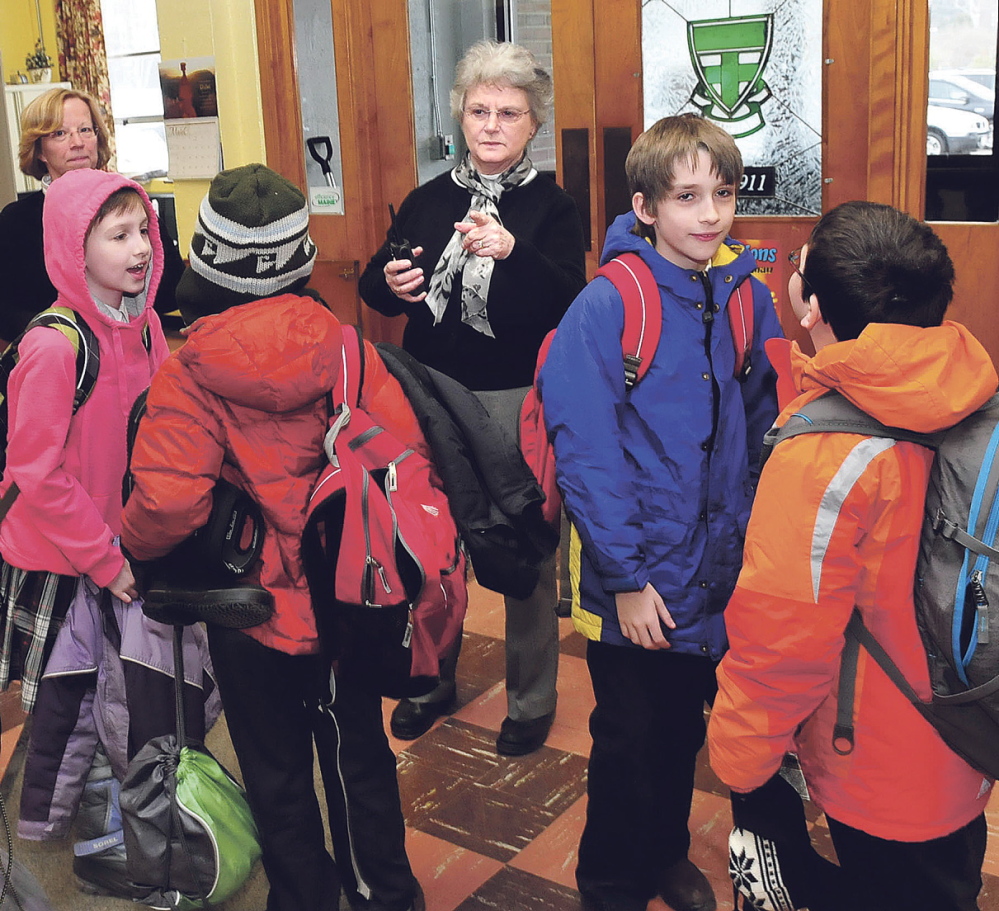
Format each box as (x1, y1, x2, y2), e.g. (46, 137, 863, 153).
(576, 641, 718, 902)
(208, 626, 418, 911)
(826, 813, 987, 911)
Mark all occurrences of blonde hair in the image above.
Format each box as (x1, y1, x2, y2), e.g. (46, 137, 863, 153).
(449, 40, 553, 126)
(18, 88, 112, 180)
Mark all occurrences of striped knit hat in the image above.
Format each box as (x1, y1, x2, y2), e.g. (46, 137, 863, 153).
(176, 163, 317, 323)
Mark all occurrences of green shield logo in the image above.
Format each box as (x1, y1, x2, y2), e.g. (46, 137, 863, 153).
(688, 15, 774, 137)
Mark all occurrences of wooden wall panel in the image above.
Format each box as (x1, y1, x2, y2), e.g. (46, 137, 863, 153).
(552, 0, 597, 275)
(592, 0, 641, 250)
(935, 223, 999, 364)
(253, 0, 999, 365)
(255, 0, 413, 343)
(255, 1, 304, 187)
(823, 0, 871, 209)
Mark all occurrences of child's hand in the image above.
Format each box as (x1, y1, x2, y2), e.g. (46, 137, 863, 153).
(615, 584, 675, 650)
(108, 561, 139, 604)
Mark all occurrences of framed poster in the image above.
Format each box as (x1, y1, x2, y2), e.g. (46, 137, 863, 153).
(642, 0, 822, 216)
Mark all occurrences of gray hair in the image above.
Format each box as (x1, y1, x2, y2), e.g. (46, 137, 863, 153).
(449, 40, 553, 126)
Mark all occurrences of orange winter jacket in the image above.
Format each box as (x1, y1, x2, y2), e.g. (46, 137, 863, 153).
(121, 294, 427, 656)
(708, 320, 997, 842)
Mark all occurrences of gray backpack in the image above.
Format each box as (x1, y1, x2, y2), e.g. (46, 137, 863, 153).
(763, 390, 999, 778)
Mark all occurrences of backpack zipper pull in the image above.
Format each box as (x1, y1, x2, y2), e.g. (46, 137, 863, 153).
(402, 609, 413, 648)
(368, 556, 392, 595)
(388, 462, 398, 492)
(971, 570, 990, 644)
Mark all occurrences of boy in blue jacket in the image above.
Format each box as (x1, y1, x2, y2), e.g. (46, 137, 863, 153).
(539, 114, 781, 911)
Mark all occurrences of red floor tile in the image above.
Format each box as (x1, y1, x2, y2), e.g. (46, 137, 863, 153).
(405, 828, 504, 911)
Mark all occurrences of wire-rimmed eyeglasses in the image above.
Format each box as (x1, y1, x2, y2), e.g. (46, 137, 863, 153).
(462, 107, 530, 125)
(788, 246, 814, 302)
(45, 125, 97, 144)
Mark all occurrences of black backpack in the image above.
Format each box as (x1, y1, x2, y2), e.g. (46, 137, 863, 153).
(763, 390, 999, 778)
(123, 390, 273, 630)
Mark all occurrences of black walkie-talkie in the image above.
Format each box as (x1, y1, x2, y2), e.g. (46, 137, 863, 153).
(387, 204, 424, 294)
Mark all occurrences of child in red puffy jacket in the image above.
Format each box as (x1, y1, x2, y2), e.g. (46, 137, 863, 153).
(122, 164, 424, 911)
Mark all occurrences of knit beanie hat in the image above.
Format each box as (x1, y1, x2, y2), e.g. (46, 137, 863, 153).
(176, 163, 317, 323)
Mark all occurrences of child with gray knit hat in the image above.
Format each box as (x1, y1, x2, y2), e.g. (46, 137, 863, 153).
(123, 163, 425, 911)
(175, 162, 318, 324)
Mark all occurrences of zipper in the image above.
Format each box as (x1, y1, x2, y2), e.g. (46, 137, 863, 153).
(697, 271, 720, 455)
(384, 451, 427, 602)
(971, 570, 990, 646)
(360, 472, 391, 606)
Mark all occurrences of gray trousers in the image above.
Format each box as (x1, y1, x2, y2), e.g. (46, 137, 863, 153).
(409, 386, 560, 722)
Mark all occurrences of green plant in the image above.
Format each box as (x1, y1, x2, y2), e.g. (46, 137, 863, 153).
(25, 40, 52, 70)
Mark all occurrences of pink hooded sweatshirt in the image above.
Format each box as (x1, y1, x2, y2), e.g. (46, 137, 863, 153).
(0, 169, 169, 587)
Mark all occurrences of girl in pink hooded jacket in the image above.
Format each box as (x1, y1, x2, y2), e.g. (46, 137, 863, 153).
(0, 168, 216, 901)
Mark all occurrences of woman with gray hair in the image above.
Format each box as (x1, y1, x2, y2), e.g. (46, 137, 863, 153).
(360, 40, 585, 755)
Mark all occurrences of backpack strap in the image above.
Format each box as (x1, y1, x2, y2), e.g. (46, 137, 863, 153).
(728, 282, 753, 382)
(834, 609, 932, 755)
(335, 324, 366, 410)
(761, 390, 939, 470)
(0, 307, 101, 525)
(595, 253, 662, 390)
(26, 307, 101, 412)
(596, 253, 756, 388)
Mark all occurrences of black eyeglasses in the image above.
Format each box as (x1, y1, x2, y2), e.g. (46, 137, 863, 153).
(788, 247, 814, 302)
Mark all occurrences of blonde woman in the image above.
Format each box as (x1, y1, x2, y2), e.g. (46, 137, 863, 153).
(0, 87, 182, 341)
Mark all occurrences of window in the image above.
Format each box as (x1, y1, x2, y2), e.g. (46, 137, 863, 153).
(101, 0, 168, 179)
(925, 0, 998, 221)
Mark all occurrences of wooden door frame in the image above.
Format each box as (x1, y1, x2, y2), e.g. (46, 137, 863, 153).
(552, 0, 932, 347)
(254, 0, 418, 343)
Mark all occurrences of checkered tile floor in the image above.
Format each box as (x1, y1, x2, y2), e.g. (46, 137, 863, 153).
(3, 579, 999, 910)
(392, 580, 999, 911)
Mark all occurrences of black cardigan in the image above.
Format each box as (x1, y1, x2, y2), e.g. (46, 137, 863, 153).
(0, 189, 184, 343)
(376, 342, 558, 600)
(359, 169, 586, 391)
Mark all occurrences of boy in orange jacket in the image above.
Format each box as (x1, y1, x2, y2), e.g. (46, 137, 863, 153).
(708, 201, 995, 911)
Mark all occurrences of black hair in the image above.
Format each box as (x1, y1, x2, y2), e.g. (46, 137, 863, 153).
(804, 201, 954, 341)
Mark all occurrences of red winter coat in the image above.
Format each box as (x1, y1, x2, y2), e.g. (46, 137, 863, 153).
(121, 294, 426, 655)
(708, 321, 997, 841)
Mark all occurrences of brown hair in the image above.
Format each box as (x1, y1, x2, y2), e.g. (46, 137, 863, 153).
(84, 188, 148, 246)
(626, 114, 743, 229)
(18, 88, 112, 180)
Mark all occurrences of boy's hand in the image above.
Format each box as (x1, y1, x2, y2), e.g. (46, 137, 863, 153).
(108, 561, 138, 604)
(615, 584, 675, 650)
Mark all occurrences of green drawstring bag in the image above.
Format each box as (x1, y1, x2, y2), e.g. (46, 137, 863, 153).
(120, 626, 261, 909)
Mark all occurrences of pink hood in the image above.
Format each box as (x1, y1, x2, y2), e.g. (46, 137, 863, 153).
(0, 169, 169, 586)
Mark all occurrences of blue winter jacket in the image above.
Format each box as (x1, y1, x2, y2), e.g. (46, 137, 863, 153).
(539, 213, 781, 658)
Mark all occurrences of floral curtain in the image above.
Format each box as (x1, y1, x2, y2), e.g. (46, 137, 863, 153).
(55, 0, 116, 157)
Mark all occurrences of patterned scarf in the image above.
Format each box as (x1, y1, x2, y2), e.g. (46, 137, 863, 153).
(425, 153, 536, 337)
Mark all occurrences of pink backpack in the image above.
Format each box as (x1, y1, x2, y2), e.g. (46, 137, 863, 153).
(521, 252, 754, 526)
(301, 326, 467, 697)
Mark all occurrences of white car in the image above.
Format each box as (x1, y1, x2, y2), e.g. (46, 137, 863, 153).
(927, 104, 991, 155)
